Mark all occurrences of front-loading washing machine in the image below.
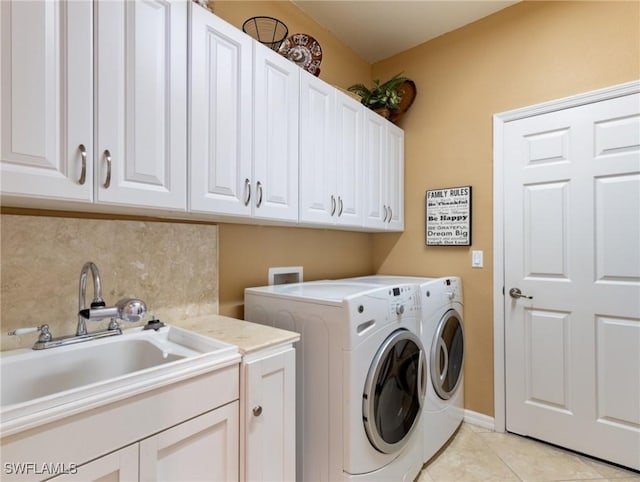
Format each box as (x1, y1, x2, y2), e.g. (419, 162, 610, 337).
(244, 281, 426, 481)
(347, 275, 465, 463)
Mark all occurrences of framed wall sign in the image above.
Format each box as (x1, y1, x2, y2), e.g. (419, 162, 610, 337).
(425, 186, 472, 246)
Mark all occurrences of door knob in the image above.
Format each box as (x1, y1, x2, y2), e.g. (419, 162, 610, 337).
(509, 287, 533, 300)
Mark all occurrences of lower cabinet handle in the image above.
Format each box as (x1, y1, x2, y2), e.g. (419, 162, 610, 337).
(103, 149, 112, 189)
(256, 181, 263, 208)
(78, 144, 87, 185)
(244, 178, 251, 206)
(330, 195, 336, 216)
(252, 405, 263, 417)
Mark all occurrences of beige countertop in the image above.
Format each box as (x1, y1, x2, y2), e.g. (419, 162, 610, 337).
(176, 314, 300, 355)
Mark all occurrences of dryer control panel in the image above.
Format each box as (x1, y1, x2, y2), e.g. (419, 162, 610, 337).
(387, 285, 419, 318)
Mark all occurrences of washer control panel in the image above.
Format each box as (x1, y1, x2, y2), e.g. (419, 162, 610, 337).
(388, 285, 419, 318)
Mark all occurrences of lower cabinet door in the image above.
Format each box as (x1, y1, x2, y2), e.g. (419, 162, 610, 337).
(244, 347, 296, 482)
(139, 402, 239, 482)
(49, 444, 138, 481)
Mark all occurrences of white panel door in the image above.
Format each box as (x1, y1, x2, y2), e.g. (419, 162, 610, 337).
(504, 92, 640, 470)
(139, 402, 240, 481)
(189, 4, 252, 216)
(244, 348, 296, 482)
(335, 91, 364, 228)
(299, 70, 335, 225)
(363, 109, 386, 229)
(95, 0, 186, 210)
(49, 444, 138, 481)
(386, 122, 404, 231)
(253, 41, 299, 222)
(0, 0, 93, 202)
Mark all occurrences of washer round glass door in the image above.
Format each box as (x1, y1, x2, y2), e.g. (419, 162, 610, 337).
(430, 309, 464, 400)
(363, 329, 426, 454)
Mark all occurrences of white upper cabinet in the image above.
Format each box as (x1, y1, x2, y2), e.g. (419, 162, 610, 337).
(386, 122, 404, 231)
(1, 2, 401, 231)
(1, 0, 187, 211)
(0, 0, 93, 202)
(253, 41, 299, 222)
(363, 109, 404, 231)
(189, 12, 299, 224)
(95, 0, 187, 210)
(189, 4, 253, 217)
(299, 70, 336, 225)
(299, 71, 364, 228)
(334, 90, 364, 227)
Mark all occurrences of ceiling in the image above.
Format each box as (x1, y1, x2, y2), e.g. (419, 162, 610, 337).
(291, 1, 520, 63)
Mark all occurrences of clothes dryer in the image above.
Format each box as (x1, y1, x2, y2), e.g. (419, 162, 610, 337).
(347, 276, 465, 463)
(244, 281, 426, 482)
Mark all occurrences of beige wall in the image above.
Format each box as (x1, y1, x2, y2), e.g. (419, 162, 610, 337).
(213, 1, 376, 319)
(371, 1, 640, 416)
(212, 0, 371, 89)
(0, 214, 218, 351)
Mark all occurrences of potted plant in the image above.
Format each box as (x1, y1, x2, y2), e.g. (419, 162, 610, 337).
(348, 73, 411, 119)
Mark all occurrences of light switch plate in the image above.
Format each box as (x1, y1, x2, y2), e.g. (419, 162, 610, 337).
(472, 250, 484, 268)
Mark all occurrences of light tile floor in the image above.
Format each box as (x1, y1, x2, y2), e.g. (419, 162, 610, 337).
(416, 423, 640, 482)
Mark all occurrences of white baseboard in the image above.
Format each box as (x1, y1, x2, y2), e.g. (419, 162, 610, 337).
(464, 410, 496, 431)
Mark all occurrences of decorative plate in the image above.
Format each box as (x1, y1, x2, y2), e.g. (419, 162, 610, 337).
(279, 33, 322, 77)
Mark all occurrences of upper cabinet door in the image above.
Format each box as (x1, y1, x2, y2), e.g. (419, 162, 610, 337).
(95, 0, 187, 210)
(363, 109, 387, 229)
(335, 91, 364, 228)
(386, 122, 404, 231)
(253, 42, 299, 222)
(362, 109, 404, 231)
(299, 70, 335, 225)
(189, 4, 252, 217)
(0, 0, 93, 203)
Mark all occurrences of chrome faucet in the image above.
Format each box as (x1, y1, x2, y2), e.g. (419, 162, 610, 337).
(77, 261, 107, 336)
(8, 262, 148, 350)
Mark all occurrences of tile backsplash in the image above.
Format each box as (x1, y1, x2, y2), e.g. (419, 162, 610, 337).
(0, 215, 218, 351)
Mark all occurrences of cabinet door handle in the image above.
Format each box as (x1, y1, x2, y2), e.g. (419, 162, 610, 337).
(387, 206, 393, 223)
(78, 144, 87, 185)
(338, 196, 343, 217)
(330, 195, 336, 216)
(252, 405, 263, 417)
(256, 181, 263, 208)
(244, 178, 251, 206)
(382, 205, 388, 222)
(103, 149, 112, 189)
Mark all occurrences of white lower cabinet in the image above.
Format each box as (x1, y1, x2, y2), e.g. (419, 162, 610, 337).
(50, 403, 239, 482)
(242, 346, 296, 482)
(1, 365, 240, 482)
(139, 402, 239, 482)
(1, 341, 298, 482)
(50, 445, 138, 482)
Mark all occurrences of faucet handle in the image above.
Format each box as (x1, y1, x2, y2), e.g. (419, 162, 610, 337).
(8, 324, 53, 343)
